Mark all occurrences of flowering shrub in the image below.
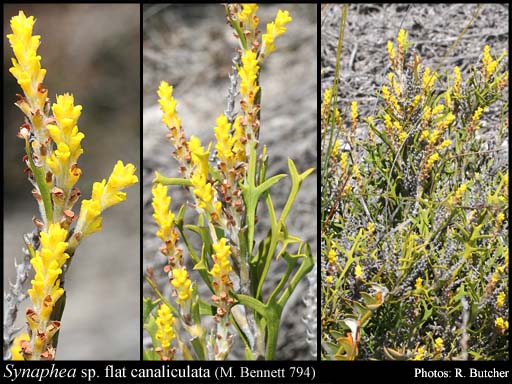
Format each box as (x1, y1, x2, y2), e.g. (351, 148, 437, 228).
(321, 22, 508, 360)
(144, 4, 314, 361)
(4, 11, 138, 360)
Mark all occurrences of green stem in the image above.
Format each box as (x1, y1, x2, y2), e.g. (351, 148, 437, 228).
(25, 139, 53, 224)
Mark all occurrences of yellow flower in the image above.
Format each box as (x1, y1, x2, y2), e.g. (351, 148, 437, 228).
(471, 107, 484, 126)
(327, 249, 337, 264)
(214, 114, 242, 168)
(453, 66, 462, 93)
(351, 101, 358, 122)
(155, 304, 175, 350)
(27, 223, 69, 323)
(325, 275, 334, 284)
(415, 277, 423, 291)
(398, 131, 407, 143)
(7, 11, 47, 105)
(340, 152, 349, 174)
(158, 81, 181, 130)
(171, 268, 193, 305)
(422, 67, 437, 92)
(496, 291, 506, 309)
(496, 212, 505, 226)
(11, 333, 30, 361)
(428, 129, 441, 146)
(397, 29, 408, 55)
(437, 139, 451, 150)
(482, 45, 498, 81)
(76, 161, 138, 237)
(210, 238, 233, 293)
(426, 153, 440, 169)
(239, 4, 259, 30)
(495, 317, 509, 333)
(367, 222, 375, 234)
(238, 50, 260, 106)
(412, 346, 426, 360)
(387, 41, 396, 65)
(432, 104, 444, 116)
(152, 184, 177, 244)
(331, 140, 340, 158)
(355, 264, 363, 279)
(232, 116, 246, 162)
(261, 9, 292, 57)
(434, 337, 443, 353)
(453, 183, 468, 202)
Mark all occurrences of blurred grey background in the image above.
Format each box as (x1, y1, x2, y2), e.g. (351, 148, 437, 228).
(143, 4, 317, 359)
(3, 4, 140, 360)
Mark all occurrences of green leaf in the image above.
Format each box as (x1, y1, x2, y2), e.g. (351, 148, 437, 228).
(142, 297, 160, 323)
(153, 171, 193, 187)
(143, 314, 159, 348)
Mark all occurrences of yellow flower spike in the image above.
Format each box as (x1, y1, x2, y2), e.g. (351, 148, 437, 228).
(472, 107, 484, 123)
(325, 275, 333, 284)
(434, 337, 443, 353)
(367, 222, 376, 235)
(482, 45, 498, 81)
(432, 104, 444, 116)
(425, 153, 440, 170)
(261, 9, 292, 58)
(171, 268, 193, 305)
(238, 50, 260, 105)
(412, 346, 426, 360)
(387, 41, 396, 65)
(422, 67, 437, 92)
(239, 4, 259, 30)
(453, 183, 468, 203)
(210, 238, 233, 292)
(496, 212, 505, 226)
(155, 304, 176, 350)
(7, 11, 47, 104)
(496, 291, 506, 309)
(340, 152, 349, 174)
(76, 161, 137, 238)
(27, 223, 69, 323)
(453, 66, 462, 93)
(214, 114, 236, 165)
(437, 139, 451, 150)
(351, 101, 358, 122)
(495, 317, 509, 333)
(327, 249, 337, 264)
(397, 29, 408, 54)
(354, 265, 363, 279)
(415, 277, 423, 291)
(158, 81, 182, 133)
(11, 333, 30, 361)
(152, 183, 176, 243)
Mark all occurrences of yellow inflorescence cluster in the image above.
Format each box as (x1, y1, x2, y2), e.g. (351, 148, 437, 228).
(171, 268, 193, 305)
(261, 9, 292, 58)
(46, 94, 84, 192)
(152, 183, 181, 260)
(210, 238, 233, 293)
(76, 161, 138, 238)
(27, 223, 69, 324)
(7, 11, 46, 108)
(214, 114, 246, 169)
(239, 50, 260, 109)
(155, 304, 176, 351)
